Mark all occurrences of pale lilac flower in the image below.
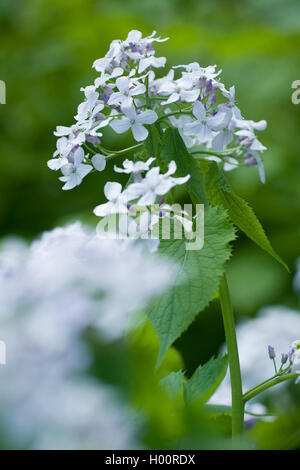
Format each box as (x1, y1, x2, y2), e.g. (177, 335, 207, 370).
(184, 101, 232, 144)
(59, 147, 92, 190)
(75, 86, 101, 123)
(108, 76, 146, 107)
(110, 105, 158, 142)
(158, 72, 200, 105)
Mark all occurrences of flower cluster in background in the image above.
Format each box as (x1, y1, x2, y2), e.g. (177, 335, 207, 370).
(0, 223, 173, 449)
(207, 253, 300, 421)
(210, 304, 300, 413)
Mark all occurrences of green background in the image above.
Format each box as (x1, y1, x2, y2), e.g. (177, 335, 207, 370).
(1, 0, 300, 422)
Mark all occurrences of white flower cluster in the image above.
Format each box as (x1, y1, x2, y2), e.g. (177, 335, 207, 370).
(0, 223, 172, 448)
(48, 29, 267, 195)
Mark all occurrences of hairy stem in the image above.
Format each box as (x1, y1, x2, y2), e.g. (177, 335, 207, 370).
(219, 274, 244, 437)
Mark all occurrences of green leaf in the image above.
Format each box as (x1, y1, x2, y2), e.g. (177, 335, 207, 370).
(159, 370, 185, 400)
(184, 355, 228, 405)
(203, 161, 288, 271)
(144, 124, 162, 162)
(145, 205, 235, 365)
(160, 128, 207, 203)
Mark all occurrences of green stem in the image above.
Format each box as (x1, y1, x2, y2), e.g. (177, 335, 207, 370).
(96, 143, 143, 159)
(242, 374, 277, 397)
(145, 75, 152, 109)
(219, 274, 244, 437)
(243, 373, 299, 403)
(190, 145, 242, 156)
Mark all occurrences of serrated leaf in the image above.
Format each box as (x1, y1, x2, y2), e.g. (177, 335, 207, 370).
(203, 161, 288, 271)
(160, 128, 207, 203)
(145, 205, 235, 365)
(184, 355, 228, 405)
(159, 370, 185, 400)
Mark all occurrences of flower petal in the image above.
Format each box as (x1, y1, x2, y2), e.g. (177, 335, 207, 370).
(73, 147, 85, 166)
(193, 101, 206, 121)
(116, 76, 130, 94)
(137, 109, 158, 125)
(92, 154, 106, 171)
(110, 117, 131, 134)
(104, 182, 122, 201)
(180, 89, 200, 102)
(131, 123, 148, 142)
(62, 173, 82, 190)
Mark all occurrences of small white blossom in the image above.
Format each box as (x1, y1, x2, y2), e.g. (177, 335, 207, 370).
(114, 157, 155, 174)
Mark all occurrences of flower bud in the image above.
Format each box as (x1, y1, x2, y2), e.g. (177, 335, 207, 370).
(268, 345, 276, 359)
(281, 353, 288, 364)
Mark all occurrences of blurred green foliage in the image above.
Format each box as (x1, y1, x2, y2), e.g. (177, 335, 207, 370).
(1, 0, 300, 448)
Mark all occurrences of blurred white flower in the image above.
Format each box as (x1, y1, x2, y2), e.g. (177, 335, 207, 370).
(0, 223, 173, 448)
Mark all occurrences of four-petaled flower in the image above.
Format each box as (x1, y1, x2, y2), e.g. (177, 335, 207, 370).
(184, 101, 231, 143)
(110, 105, 158, 142)
(108, 77, 146, 108)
